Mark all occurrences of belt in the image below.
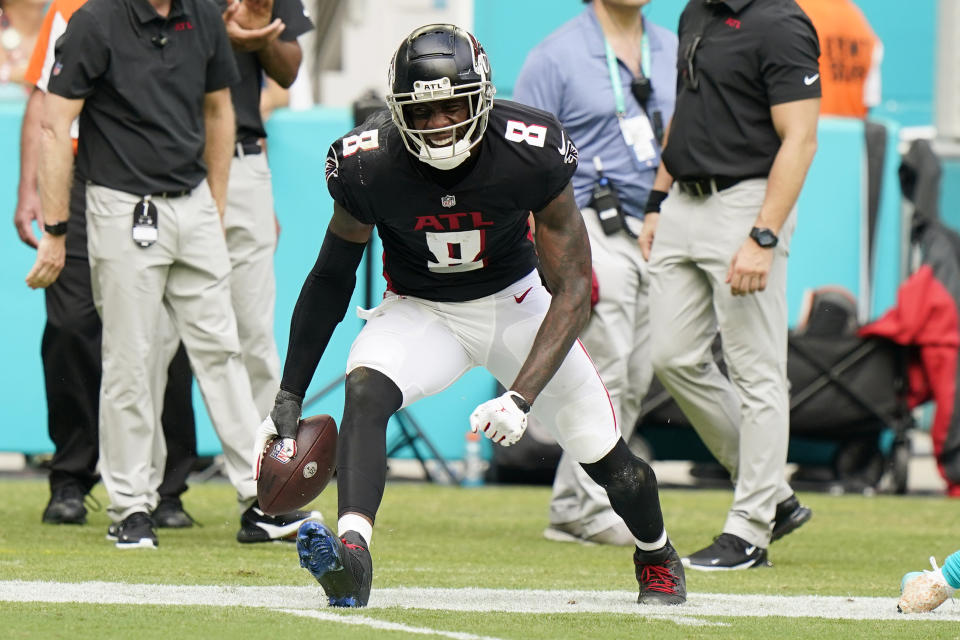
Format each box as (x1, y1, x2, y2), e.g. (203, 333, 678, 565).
(149, 189, 191, 199)
(235, 141, 262, 157)
(676, 176, 742, 197)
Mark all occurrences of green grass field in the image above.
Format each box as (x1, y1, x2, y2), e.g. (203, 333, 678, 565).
(1, 477, 957, 639)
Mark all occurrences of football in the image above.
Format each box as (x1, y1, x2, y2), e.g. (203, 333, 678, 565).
(257, 414, 338, 515)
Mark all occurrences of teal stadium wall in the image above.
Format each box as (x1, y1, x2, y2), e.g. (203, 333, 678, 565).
(0, 0, 939, 459)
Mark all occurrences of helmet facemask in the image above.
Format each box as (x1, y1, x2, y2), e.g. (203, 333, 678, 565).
(386, 25, 496, 170)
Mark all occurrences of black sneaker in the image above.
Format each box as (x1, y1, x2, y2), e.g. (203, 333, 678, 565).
(114, 512, 158, 549)
(634, 541, 686, 605)
(682, 533, 768, 571)
(237, 504, 322, 543)
(771, 494, 812, 542)
(152, 497, 197, 528)
(297, 522, 373, 607)
(42, 484, 87, 525)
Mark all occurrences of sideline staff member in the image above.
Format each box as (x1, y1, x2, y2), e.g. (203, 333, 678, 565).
(221, 0, 313, 420)
(15, 0, 198, 529)
(25, 0, 275, 548)
(640, 0, 820, 570)
(514, 0, 677, 547)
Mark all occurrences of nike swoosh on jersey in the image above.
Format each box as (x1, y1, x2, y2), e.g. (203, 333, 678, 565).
(803, 73, 819, 86)
(557, 131, 566, 155)
(514, 287, 533, 303)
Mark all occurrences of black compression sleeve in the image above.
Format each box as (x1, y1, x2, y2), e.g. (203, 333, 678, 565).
(279, 230, 366, 397)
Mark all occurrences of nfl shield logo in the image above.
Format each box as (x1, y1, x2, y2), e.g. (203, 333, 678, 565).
(268, 440, 291, 464)
(441, 195, 456, 208)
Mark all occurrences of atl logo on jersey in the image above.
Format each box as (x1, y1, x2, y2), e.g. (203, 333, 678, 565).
(413, 211, 494, 231)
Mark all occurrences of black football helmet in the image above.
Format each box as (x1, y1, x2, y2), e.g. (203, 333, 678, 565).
(386, 24, 495, 169)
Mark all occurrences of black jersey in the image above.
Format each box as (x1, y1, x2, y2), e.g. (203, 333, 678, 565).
(325, 100, 579, 302)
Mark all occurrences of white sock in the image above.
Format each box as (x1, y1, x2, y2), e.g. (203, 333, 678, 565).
(635, 529, 668, 552)
(338, 514, 373, 546)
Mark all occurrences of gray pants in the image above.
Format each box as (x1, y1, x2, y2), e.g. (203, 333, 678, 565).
(86, 181, 259, 521)
(548, 208, 652, 537)
(226, 149, 281, 418)
(648, 179, 796, 547)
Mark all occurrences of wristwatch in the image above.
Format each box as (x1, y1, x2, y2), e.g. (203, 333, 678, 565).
(749, 226, 778, 249)
(44, 221, 68, 236)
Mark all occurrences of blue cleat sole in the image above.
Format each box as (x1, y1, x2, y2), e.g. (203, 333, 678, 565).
(297, 521, 343, 578)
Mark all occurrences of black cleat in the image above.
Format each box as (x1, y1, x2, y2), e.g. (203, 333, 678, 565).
(152, 497, 196, 529)
(114, 512, 158, 549)
(297, 522, 373, 607)
(771, 494, 812, 542)
(683, 533, 769, 571)
(237, 504, 322, 543)
(635, 541, 686, 605)
(42, 484, 87, 525)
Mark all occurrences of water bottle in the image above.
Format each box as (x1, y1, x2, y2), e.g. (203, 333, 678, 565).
(462, 431, 485, 487)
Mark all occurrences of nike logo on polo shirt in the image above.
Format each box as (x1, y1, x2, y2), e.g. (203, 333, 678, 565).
(514, 287, 533, 304)
(803, 73, 820, 86)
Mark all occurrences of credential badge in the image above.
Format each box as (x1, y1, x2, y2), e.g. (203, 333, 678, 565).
(441, 195, 456, 208)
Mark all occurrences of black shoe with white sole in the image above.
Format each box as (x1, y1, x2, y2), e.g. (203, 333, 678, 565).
(682, 533, 768, 571)
(114, 512, 158, 549)
(236, 504, 322, 543)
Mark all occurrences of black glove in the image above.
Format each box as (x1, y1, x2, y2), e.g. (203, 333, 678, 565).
(270, 389, 304, 440)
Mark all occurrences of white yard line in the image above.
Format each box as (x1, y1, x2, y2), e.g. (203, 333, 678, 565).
(1, 581, 958, 626)
(278, 609, 507, 640)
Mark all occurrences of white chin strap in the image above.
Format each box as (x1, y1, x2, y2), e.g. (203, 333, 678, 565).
(417, 136, 474, 170)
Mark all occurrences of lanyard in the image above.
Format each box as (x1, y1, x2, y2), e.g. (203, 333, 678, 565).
(603, 29, 650, 117)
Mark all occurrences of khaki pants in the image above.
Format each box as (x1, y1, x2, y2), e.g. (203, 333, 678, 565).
(648, 178, 797, 547)
(86, 181, 258, 521)
(225, 151, 281, 418)
(548, 209, 652, 537)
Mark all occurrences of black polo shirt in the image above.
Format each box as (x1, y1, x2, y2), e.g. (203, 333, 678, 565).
(662, 0, 820, 180)
(48, 0, 239, 194)
(224, 0, 313, 143)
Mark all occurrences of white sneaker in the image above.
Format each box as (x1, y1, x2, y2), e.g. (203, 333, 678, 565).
(898, 557, 955, 613)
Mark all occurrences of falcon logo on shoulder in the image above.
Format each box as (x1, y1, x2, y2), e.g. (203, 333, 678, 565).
(557, 130, 578, 165)
(324, 149, 339, 181)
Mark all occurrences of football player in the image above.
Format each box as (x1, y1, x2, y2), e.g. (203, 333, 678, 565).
(254, 23, 686, 608)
